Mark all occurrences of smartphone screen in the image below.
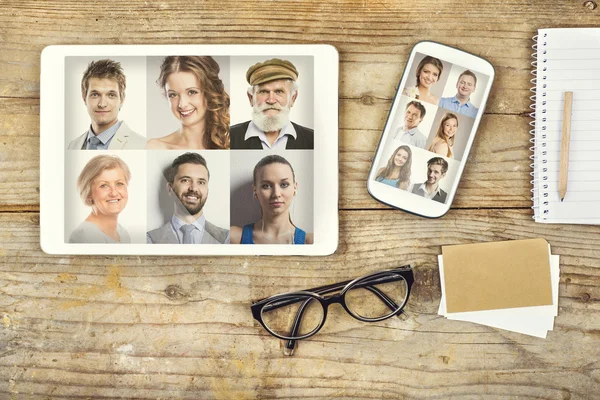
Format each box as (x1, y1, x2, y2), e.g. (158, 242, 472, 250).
(368, 42, 494, 218)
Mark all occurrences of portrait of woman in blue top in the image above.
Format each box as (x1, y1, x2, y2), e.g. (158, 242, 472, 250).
(230, 154, 313, 245)
(375, 145, 412, 190)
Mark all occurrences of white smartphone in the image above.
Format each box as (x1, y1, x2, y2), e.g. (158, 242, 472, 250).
(367, 41, 495, 218)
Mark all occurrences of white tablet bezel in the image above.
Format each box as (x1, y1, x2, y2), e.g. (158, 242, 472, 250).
(40, 44, 339, 255)
(367, 41, 495, 218)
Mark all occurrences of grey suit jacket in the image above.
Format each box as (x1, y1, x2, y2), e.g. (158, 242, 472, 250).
(146, 219, 230, 244)
(68, 122, 146, 150)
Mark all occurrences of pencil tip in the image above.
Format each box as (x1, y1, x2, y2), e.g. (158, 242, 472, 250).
(560, 197, 564, 202)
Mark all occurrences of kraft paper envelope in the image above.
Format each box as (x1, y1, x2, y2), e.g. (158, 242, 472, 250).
(438, 255, 560, 338)
(442, 238, 553, 313)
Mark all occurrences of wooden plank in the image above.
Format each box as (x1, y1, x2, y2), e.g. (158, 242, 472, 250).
(0, 48, 533, 115)
(0, 98, 533, 210)
(0, 0, 589, 107)
(1, 0, 599, 398)
(0, 210, 599, 398)
(340, 112, 534, 209)
(341, 62, 533, 115)
(0, 97, 40, 209)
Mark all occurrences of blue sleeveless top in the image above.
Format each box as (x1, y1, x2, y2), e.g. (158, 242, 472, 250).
(376, 176, 400, 187)
(241, 223, 306, 244)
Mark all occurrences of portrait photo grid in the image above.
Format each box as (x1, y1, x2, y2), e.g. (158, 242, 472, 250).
(64, 55, 315, 245)
(374, 52, 491, 204)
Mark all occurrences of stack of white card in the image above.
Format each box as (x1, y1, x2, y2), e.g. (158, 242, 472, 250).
(437, 239, 559, 338)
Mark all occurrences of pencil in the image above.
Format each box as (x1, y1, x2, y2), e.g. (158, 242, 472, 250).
(559, 91, 573, 202)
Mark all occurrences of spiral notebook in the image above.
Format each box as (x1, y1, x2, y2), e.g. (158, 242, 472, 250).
(531, 28, 600, 224)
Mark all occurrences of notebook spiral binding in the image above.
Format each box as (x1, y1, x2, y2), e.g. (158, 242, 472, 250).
(530, 33, 549, 220)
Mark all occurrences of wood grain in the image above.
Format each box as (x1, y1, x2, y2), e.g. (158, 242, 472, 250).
(0, 99, 532, 210)
(1, 0, 600, 398)
(1, 211, 600, 399)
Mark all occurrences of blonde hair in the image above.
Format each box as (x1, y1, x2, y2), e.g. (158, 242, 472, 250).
(428, 113, 458, 158)
(77, 155, 131, 208)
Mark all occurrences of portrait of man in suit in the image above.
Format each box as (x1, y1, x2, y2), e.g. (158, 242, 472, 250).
(67, 59, 146, 150)
(146, 152, 229, 244)
(411, 156, 449, 203)
(230, 58, 314, 150)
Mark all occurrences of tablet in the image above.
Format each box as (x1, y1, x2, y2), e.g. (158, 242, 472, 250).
(40, 45, 339, 255)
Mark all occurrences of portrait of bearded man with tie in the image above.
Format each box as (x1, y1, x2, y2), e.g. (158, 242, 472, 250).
(146, 152, 229, 244)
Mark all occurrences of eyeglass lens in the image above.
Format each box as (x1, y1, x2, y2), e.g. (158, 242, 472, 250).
(345, 275, 408, 319)
(262, 295, 325, 339)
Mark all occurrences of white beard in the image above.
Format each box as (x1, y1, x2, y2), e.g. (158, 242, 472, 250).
(252, 103, 291, 132)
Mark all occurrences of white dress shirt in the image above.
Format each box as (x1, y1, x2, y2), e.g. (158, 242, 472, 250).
(244, 121, 298, 150)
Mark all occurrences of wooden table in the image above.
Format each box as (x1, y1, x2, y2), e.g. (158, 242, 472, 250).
(1, 1, 600, 398)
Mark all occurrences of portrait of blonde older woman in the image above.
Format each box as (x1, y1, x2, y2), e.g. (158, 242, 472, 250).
(69, 155, 132, 243)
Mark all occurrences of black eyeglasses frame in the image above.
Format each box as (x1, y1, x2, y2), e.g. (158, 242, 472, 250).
(250, 265, 414, 344)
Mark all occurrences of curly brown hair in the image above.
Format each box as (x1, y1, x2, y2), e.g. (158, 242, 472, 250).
(157, 56, 230, 149)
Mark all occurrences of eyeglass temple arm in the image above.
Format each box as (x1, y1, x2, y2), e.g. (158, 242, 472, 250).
(284, 281, 401, 354)
(285, 297, 314, 354)
(262, 274, 404, 313)
(363, 285, 401, 311)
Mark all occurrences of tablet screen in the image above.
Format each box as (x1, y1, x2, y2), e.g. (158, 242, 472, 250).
(41, 45, 338, 255)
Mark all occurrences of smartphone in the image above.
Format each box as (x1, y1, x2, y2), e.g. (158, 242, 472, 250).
(367, 41, 495, 218)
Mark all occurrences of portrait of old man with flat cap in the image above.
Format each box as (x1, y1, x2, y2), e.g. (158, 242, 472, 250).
(230, 58, 314, 150)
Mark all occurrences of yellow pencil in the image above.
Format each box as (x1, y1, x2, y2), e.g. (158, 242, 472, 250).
(559, 91, 573, 202)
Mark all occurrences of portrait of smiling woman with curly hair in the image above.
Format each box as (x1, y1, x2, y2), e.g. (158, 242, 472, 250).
(147, 56, 230, 150)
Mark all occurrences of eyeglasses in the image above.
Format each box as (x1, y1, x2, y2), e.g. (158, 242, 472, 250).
(250, 265, 414, 355)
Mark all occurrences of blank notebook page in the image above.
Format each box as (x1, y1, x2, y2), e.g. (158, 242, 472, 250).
(533, 28, 600, 224)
